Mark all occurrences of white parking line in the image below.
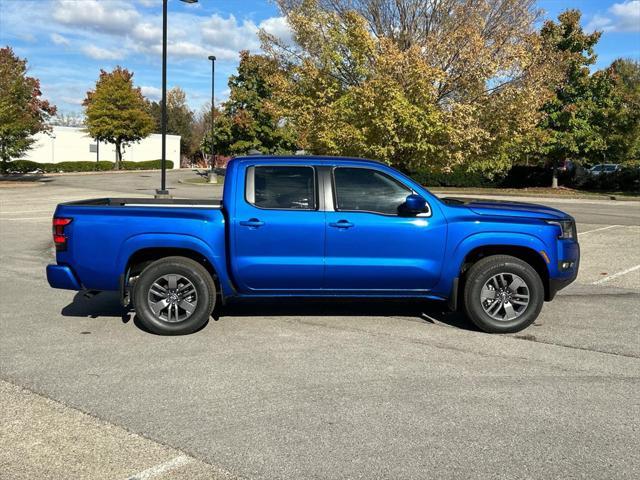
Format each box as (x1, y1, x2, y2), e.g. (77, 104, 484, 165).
(593, 264, 640, 285)
(126, 454, 194, 480)
(1, 216, 51, 221)
(579, 225, 621, 235)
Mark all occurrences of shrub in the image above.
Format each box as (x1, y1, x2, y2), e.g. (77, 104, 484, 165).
(3, 159, 173, 173)
(4, 160, 44, 173)
(409, 168, 492, 188)
(500, 165, 551, 188)
(121, 159, 173, 170)
(47, 161, 108, 172)
(575, 167, 640, 192)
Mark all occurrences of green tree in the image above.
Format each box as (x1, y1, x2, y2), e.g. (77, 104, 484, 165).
(146, 87, 195, 158)
(603, 59, 640, 163)
(214, 51, 297, 156)
(538, 10, 608, 187)
(197, 102, 232, 167)
(84, 67, 154, 169)
(0, 47, 56, 171)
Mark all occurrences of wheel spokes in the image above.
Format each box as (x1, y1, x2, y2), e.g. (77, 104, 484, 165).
(149, 298, 169, 316)
(147, 274, 198, 323)
(481, 286, 496, 301)
(166, 274, 178, 290)
(503, 302, 517, 320)
(508, 276, 525, 291)
(480, 272, 530, 322)
(179, 299, 196, 315)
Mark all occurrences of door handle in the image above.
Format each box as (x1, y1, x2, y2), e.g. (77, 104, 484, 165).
(329, 220, 354, 229)
(240, 218, 265, 228)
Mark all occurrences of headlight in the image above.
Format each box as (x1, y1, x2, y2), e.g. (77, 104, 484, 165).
(545, 219, 576, 240)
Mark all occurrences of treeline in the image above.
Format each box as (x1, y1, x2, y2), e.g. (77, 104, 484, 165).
(2, 1, 639, 188)
(206, 2, 639, 188)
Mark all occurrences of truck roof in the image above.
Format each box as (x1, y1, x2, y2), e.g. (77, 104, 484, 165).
(230, 155, 387, 166)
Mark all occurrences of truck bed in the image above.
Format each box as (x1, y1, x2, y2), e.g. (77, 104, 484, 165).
(52, 197, 226, 291)
(62, 198, 222, 208)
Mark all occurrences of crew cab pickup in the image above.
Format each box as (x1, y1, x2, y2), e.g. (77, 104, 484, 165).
(47, 156, 580, 335)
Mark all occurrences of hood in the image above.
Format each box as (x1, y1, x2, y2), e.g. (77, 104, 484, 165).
(441, 197, 570, 220)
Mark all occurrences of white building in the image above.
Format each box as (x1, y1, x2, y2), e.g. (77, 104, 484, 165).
(20, 126, 181, 169)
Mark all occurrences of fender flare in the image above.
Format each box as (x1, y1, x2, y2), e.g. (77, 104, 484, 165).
(433, 231, 552, 298)
(116, 233, 234, 297)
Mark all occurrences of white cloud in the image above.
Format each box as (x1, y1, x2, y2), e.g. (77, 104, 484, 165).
(1, 0, 298, 113)
(59, 95, 84, 106)
(201, 14, 261, 53)
(52, 0, 140, 35)
(259, 16, 293, 45)
(81, 45, 126, 60)
(50, 33, 70, 46)
(141, 85, 162, 100)
(136, 0, 161, 6)
(132, 22, 162, 42)
(169, 41, 210, 58)
(586, 1, 640, 33)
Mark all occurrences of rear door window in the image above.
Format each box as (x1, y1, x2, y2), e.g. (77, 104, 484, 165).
(247, 166, 316, 210)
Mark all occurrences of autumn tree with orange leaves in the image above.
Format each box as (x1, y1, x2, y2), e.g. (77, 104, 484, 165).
(260, 0, 559, 174)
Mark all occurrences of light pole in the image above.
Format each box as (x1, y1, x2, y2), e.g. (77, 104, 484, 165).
(156, 0, 199, 197)
(207, 55, 217, 184)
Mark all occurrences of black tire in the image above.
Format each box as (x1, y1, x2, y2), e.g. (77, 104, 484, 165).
(133, 256, 216, 335)
(463, 255, 544, 334)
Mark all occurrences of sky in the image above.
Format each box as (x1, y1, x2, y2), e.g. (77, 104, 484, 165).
(1, 0, 639, 117)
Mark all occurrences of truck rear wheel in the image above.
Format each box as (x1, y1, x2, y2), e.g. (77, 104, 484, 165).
(133, 256, 216, 335)
(463, 255, 544, 333)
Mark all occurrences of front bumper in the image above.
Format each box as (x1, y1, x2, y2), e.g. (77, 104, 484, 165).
(46, 264, 82, 290)
(547, 241, 580, 300)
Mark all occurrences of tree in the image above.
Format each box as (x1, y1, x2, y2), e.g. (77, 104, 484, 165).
(0, 47, 56, 171)
(193, 102, 231, 167)
(146, 87, 195, 158)
(603, 59, 640, 164)
(83, 67, 154, 169)
(261, 0, 555, 173)
(538, 10, 607, 187)
(211, 51, 297, 156)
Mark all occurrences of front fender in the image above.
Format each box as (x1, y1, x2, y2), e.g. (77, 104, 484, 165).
(432, 231, 552, 298)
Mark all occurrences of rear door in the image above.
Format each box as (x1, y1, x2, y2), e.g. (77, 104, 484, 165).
(324, 166, 447, 292)
(231, 164, 325, 292)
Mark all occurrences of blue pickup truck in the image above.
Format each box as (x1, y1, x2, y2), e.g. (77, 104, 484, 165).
(47, 156, 579, 335)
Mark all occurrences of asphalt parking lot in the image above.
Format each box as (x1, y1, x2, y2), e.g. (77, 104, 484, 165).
(1, 170, 639, 479)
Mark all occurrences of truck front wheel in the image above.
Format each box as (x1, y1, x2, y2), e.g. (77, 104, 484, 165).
(133, 256, 216, 335)
(463, 255, 544, 333)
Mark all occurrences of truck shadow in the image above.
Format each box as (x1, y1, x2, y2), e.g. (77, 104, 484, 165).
(219, 299, 477, 331)
(60, 292, 477, 333)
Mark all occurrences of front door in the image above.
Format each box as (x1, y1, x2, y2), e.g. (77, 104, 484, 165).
(232, 164, 325, 292)
(324, 167, 446, 292)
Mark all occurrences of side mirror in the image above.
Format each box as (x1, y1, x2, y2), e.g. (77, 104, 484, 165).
(403, 194, 427, 215)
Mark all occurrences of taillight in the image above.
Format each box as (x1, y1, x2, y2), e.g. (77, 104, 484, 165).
(52, 217, 72, 251)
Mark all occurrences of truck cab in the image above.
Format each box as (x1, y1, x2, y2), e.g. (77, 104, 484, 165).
(47, 156, 580, 335)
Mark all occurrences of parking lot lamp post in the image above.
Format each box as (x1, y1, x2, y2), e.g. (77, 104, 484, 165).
(156, 0, 199, 197)
(208, 55, 217, 184)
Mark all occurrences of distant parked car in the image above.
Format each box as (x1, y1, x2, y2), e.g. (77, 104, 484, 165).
(589, 164, 620, 176)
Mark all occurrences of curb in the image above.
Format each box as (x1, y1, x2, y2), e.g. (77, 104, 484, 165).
(178, 178, 224, 187)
